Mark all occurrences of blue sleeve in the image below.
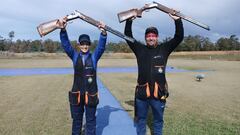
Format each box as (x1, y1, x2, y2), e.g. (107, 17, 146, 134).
(93, 33, 107, 63)
(60, 29, 75, 59)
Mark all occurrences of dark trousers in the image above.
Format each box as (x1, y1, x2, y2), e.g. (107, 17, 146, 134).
(136, 98, 165, 135)
(70, 103, 97, 135)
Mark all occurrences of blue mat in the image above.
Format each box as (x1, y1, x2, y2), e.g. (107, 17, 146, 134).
(96, 79, 136, 135)
(0, 66, 190, 76)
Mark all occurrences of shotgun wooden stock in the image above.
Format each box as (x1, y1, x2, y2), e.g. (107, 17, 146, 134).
(37, 13, 79, 37)
(37, 19, 59, 37)
(117, 1, 210, 31)
(118, 4, 156, 23)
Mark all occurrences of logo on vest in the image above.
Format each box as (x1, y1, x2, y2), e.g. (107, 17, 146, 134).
(85, 66, 93, 69)
(154, 55, 162, 59)
(158, 67, 163, 73)
(88, 77, 93, 83)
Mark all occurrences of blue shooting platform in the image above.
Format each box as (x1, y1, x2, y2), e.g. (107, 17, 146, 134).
(96, 79, 136, 135)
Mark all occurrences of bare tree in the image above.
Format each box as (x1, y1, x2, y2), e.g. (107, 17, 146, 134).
(8, 31, 15, 52)
(8, 31, 15, 41)
(0, 35, 5, 51)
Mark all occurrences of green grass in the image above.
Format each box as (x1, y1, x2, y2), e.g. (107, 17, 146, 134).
(1, 58, 240, 135)
(164, 110, 240, 135)
(169, 53, 240, 61)
(0, 75, 72, 135)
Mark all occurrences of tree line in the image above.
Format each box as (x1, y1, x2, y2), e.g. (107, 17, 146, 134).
(0, 31, 239, 53)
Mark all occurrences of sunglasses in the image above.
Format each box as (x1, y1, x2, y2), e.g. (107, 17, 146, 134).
(79, 41, 90, 46)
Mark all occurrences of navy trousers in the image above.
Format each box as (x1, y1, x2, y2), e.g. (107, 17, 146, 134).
(136, 98, 166, 135)
(70, 102, 97, 135)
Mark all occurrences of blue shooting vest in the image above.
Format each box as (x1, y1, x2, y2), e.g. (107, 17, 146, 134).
(72, 53, 97, 95)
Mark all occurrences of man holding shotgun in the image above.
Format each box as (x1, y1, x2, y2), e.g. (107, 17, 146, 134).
(124, 12, 184, 134)
(57, 17, 107, 135)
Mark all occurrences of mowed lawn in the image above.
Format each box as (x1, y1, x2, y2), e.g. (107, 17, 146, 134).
(0, 57, 240, 135)
(0, 75, 73, 135)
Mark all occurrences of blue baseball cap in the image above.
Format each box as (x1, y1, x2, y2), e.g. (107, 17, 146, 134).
(78, 34, 91, 45)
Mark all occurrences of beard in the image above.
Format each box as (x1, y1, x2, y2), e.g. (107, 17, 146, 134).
(146, 41, 158, 49)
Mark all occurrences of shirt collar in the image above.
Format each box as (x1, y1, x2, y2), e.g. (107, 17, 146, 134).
(80, 50, 90, 56)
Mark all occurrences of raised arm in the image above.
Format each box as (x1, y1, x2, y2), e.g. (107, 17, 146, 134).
(58, 17, 75, 59)
(60, 29, 75, 59)
(165, 17, 184, 54)
(124, 19, 141, 54)
(93, 22, 107, 63)
(93, 33, 107, 62)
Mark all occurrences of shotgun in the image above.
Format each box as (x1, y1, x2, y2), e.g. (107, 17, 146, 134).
(37, 10, 135, 43)
(117, 1, 210, 30)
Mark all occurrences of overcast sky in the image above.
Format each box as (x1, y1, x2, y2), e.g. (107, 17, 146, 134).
(0, 0, 239, 43)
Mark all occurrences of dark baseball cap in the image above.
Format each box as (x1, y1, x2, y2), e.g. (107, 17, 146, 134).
(145, 27, 158, 36)
(78, 34, 91, 45)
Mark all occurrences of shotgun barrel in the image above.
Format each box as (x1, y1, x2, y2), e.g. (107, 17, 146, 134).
(153, 1, 210, 30)
(75, 10, 135, 43)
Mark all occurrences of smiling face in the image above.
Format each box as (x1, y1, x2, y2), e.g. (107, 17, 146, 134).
(79, 45, 89, 53)
(145, 33, 158, 48)
(78, 41, 90, 53)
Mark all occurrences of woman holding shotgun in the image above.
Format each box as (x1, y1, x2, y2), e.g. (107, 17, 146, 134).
(57, 17, 107, 135)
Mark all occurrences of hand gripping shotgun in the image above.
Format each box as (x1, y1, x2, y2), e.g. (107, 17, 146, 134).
(37, 10, 135, 43)
(118, 1, 210, 31)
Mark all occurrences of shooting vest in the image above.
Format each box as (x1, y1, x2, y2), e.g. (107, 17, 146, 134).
(151, 53, 168, 94)
(72, 53, 97, 95)
(135, 48, 169, 100)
